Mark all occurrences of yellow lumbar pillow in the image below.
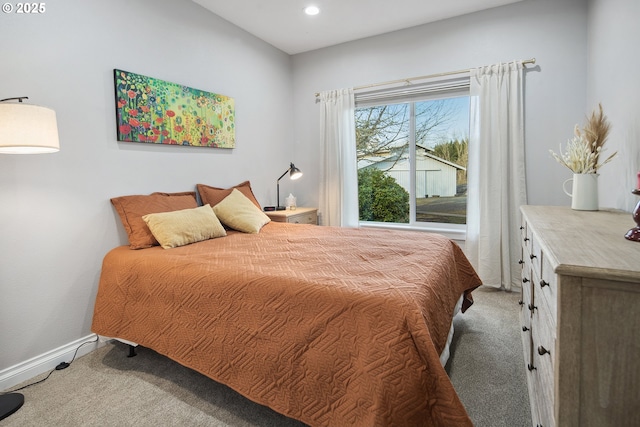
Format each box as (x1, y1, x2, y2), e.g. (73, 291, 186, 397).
(213, 188, 271, 233)
(142, 204, 226, 249)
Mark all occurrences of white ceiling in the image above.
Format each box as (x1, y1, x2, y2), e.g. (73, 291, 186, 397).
(192, 0, 524, 55)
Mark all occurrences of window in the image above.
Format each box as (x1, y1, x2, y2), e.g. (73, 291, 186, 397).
(355, 77, 470, 233)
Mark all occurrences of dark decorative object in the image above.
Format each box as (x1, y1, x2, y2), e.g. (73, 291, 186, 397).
(624, 189, 640, 242)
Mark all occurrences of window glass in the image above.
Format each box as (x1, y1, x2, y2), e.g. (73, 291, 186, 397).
(355, 91, 469, 227)
(414, 96, 469, 225)
(356, 103, 410, 223)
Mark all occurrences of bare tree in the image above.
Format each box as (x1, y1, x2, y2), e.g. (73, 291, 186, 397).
(415, 100, 457, 147)
(355, 104, 408, 160)
(355, 99, 458, 170)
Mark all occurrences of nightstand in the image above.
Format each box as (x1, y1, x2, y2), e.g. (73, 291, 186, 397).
(265, 207, 318, 225)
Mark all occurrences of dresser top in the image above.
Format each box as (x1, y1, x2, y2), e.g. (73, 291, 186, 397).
(521, 205, 640, 283)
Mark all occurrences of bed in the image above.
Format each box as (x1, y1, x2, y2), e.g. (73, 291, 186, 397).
(91, 186, 481, 426)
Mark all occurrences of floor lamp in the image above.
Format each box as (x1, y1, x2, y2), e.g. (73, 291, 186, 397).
(0, 96, 60, 421)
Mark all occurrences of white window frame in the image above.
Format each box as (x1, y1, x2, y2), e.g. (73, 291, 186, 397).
(354, 75, 470, 241)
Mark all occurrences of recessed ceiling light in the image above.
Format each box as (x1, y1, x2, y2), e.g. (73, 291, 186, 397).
(304, 6, 320, 16)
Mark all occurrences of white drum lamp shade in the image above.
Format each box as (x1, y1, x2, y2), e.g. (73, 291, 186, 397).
(0, 101, 60, 154)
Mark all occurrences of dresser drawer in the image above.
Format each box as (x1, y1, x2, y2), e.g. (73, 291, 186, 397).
(520, 283, 533, 369)
(532, 350, 555, 427)
(520, 271, 533, 327)
(532, 305, 555, 370)
(520, 220, 528, 243)
(532, 303, 556, 427)
(266, 208, 318, 224)
(538, 255, 557, 325)
(526, 369, 543, 427)
(287, 211, 317, 224)
(530, 232, 542, 278)
(522, 222, 533, 254)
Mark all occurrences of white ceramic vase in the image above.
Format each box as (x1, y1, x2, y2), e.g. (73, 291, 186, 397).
(563, 173, 599, 211)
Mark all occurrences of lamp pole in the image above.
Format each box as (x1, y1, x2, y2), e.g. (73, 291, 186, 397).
(0, 96, 60, 421)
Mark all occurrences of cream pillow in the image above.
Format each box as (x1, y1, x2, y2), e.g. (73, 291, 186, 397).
(142, 204, 226, 249)
(213, 188, 271, 233)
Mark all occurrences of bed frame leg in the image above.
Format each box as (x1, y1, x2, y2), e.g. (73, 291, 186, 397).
(127, 344, 137, 358)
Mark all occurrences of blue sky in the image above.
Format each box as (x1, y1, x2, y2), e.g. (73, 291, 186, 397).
(421, 96, 470, 147)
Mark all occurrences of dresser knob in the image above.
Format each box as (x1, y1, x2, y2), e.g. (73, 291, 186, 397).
(527, 363, 537, 371)
(520, 226, 524, 230)
(528, 303, 537, 312)
(540, 280, 549, 288)
(518, 300, 524, 306)
(518, 259, 525, 265)
(530, 254, 537, 260)
(522, 326, 529, 332)
(522, 277, 530, 283)
(538, 345, 551, 356)
(524, 237, 530, 242)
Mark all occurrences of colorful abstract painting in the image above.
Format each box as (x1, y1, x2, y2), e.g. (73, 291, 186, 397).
(114, 69, 235, 148)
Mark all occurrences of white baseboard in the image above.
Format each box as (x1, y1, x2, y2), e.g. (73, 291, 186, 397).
(0, 333, 103, 391)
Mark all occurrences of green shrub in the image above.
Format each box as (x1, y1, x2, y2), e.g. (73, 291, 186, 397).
(358, 169, 409, 223)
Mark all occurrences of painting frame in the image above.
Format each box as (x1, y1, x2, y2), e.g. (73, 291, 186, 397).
(113, 69, 235, 148)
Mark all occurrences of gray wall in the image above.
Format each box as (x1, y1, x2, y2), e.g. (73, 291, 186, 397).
(587, 0, 640, 211)
(0, 0, 294, 372)
(291, 0, 590, 212)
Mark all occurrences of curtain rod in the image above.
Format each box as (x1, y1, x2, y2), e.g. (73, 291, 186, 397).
(314, 57, 536, 98)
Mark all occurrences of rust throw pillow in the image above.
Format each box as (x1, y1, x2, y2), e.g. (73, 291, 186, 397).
(111, 191, 198, 249)
(197, 181, 261, 209)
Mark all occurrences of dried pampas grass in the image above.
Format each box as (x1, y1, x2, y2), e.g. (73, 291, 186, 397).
(583, 103, 612, 165)
(550, 103, 617, 174)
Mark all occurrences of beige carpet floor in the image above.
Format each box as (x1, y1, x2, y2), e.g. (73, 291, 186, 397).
(1, 287, 531, 426)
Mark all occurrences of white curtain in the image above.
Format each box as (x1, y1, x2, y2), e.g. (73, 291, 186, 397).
(318, 88, 359, 227)
(467, 61, 527, 291)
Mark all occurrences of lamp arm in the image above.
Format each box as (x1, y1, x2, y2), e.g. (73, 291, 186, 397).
(276, 167, 291, 182)
(0, 97, 28, 103)
(275, 163, 298, 209)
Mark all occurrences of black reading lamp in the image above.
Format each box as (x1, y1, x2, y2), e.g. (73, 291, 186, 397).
(264, 162, 302, 211)
(0, 96, 60, 421)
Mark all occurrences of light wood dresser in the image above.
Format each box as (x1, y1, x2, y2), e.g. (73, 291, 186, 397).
(265, 207, 318, 225)
(519, 205, 640, 427)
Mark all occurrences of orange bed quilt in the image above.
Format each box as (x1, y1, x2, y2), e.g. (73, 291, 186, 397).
(92, 222, 481, 426)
